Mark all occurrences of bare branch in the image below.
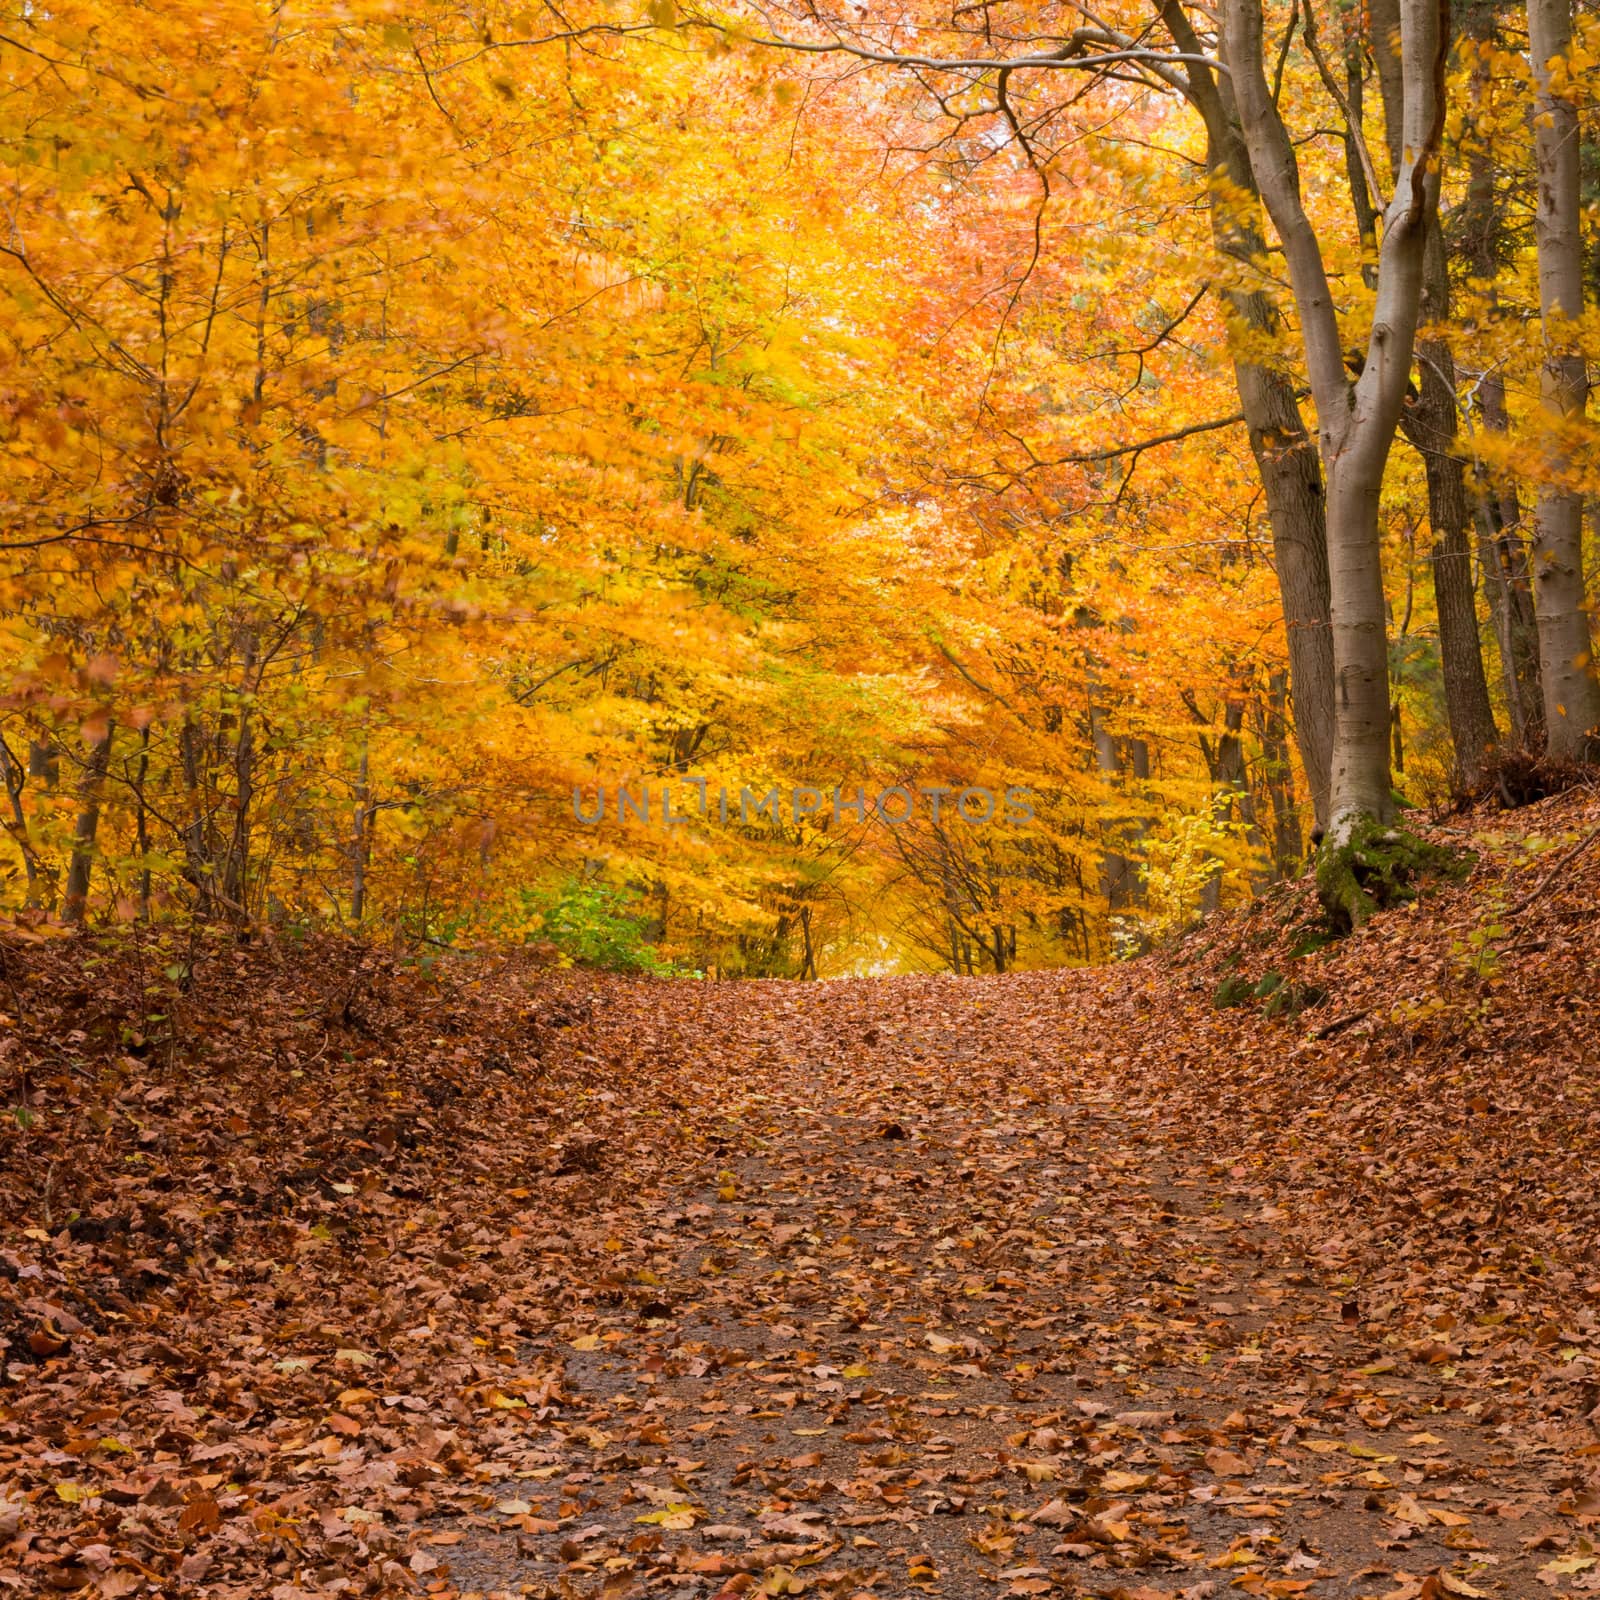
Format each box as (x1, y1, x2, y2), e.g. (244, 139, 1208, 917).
(681, 16, 1226, 81)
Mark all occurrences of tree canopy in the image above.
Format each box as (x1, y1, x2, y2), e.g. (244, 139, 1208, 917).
(4, 0, 1599, 972)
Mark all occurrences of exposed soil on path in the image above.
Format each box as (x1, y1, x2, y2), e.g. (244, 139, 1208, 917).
(2, 792, 1599, 1599)
(439, 967, 1597, 1600)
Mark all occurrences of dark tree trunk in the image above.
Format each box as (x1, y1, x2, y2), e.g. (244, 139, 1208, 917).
(1255, 669, 1303, 877)
(0, 736, 43, 907)
(179, 715, 215, 916)
(1473, 373, 1545, 747)
(1456, 18, 1545, 747)
(1527, 0, 1600, 755)
(1403, 324, 1501, 787)
(64, 724, 113, 926)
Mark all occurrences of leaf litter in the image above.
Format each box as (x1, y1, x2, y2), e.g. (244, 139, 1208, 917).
(1, 790, 1599, 1598)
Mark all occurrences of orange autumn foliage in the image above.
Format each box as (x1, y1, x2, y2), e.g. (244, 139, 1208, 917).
(5, 0, 1591, 971)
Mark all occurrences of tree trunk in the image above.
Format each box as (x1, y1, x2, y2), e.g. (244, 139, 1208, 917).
(26, 738, 61, 909)
(0, 736, 42, 907)
(1458, 2, 1545, 750)
(1324, 461, 1399, 826)
(63, 724, 114, 926)
(1223, 0, 1446, 843)
(1231, 352, 1335, 824)
(132, 724, 151, 920)
(221, 639, 258, 920)
(178, 714, 215, 916)
(1406, 321, 1500, 787)
(351, 739, 373, 923)
(1090, 697, 1134, 912)
(1186, 684, 1267, 905)
(1255, 669, 1302, 876)
(1527, 0, 1600, 758)
(1473, 372, 1546, 747)
(1199, 697, 1243, 914)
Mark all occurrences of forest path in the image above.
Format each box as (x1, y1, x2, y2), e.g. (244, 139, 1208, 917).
(441, 971, 1572, 1600)
(6, 894, 1597, 1600)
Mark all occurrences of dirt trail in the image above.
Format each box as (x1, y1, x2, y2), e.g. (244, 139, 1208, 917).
(440, 973, 1590, 1600)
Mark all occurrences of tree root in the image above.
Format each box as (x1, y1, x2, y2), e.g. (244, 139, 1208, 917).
(1315, 818, 1472, 932)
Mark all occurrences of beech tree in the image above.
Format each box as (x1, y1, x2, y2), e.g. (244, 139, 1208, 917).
(1220, 0, 1446, 869)
(1457, 0, 1545, 754)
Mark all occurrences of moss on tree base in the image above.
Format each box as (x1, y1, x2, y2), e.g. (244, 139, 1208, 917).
(1315, 818, 1472, 932)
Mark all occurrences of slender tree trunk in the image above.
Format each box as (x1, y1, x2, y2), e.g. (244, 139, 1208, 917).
(1256, 669, 1303, 875)
(27, 739, 60, 909)
(178, 714, 214, 916)
(64, 724, 114, 926)
(1090, 698, 1134, 912)
(1527, 0, 1600, 757)
(132, 724, 151, 920)
(1407, 309, 1500, 784)
(1198, 697, 1244, 914)
(1473, 372, 1546, 746)
(1123, 735, 1151, 908)
(1458, 2, 1545, 749)
(1186, 684, 1266, 905)
(221, 704, 254, 918)
(222, 641, 257, 920)
(351, 739, 372, 924)
(0, 736, 42, 907)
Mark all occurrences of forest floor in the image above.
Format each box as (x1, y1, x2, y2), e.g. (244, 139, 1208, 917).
(2, 792, 1600, 1600)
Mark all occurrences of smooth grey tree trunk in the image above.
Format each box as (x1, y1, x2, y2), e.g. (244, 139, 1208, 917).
(1223, 278, 1336, 828)
(1223, 0, 1446, 839)
(1527, 0, 1600, 758)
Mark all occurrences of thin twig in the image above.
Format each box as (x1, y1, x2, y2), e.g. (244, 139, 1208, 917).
(1508, 816, 1600, 915)
(1309, 1008, 1371, 1040)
